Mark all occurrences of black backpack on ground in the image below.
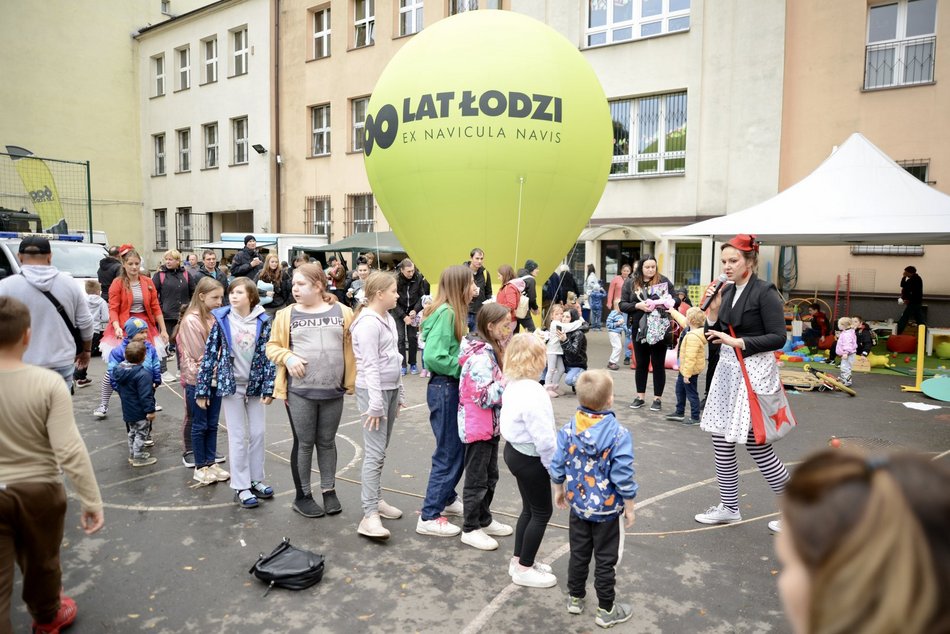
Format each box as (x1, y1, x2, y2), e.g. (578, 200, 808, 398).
(249, 537, 325, 596)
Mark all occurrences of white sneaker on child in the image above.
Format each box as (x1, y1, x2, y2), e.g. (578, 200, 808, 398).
(511, 565, 557, 588)
(508, 557, 553, 577)
(482, 519, 513, 536)
(460, 529, 498, 551)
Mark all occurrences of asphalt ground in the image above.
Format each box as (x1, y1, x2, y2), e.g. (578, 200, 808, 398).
(10, 331, 950, 633)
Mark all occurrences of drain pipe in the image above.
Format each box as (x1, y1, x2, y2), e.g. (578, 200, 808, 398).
(273, 0, 282, 232)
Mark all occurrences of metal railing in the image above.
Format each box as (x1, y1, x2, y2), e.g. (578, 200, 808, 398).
(864, 35, 936, 89)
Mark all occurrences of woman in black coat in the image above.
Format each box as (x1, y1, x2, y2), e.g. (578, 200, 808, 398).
(693, 234, 790, 533)
(619, 255, 678, 411)
(391, 258, 430, 374)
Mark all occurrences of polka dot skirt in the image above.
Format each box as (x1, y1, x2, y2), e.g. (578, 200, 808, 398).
(700, 346, 781, 444)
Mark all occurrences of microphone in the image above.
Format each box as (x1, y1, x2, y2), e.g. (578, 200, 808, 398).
(700, 274, 729, 311)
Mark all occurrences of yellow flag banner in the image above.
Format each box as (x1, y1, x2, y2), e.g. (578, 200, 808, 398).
(10, 154, 65, 230)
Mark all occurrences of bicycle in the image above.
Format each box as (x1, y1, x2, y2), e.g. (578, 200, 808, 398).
(803, 363, 857, 397)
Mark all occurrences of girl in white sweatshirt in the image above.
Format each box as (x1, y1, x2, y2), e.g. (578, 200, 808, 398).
(350, 272, 406, 540)
(500, 333, 559, 589)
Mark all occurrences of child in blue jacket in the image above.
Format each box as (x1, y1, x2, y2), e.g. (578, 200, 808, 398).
(588, 284, 607, 331)
(111, 341, 158, 467)
(97, 317, 162, 427)
(550, 369, 637, 629)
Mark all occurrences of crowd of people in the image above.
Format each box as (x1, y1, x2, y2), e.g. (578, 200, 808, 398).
(1, 233, 948, 633)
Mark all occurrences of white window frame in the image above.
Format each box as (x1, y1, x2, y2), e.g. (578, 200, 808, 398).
(306, 196, 332, 236)
(349, 193, 375, 234)
(585, 0, 691, 48)
(153, 54, 165, 96)
(399, 0, 424, 36)
(202, 36, 218, 83)
(313, 6, 331, 59)
(448, 0, 501, 13)
(354, 0, 375, 48)
(864, 0, 937, 89)
(232, 117, 248, 165)
(177, 128, 191, 172)
(161, 0, 171, 15)
(176, 45, 190, 90)
(311, 104, 331, 156)
(154, 209, 168, 249)
(153, 133, 166, 176)
(351, 97, 368, 152)
(203, 122, 218, 168)
(609, 91, 687, 178)
(232, 27, 248, 76)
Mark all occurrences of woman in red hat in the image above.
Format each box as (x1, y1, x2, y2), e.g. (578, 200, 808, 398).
(693, 234, 791, 532)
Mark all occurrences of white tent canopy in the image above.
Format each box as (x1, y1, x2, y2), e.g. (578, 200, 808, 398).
(664, 133, 950, 245)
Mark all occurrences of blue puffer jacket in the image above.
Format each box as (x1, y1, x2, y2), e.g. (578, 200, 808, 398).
(195, 305, 276, 398)
(549, 408, 638, 522)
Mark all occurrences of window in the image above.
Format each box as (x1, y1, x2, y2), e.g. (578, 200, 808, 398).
(313, 7, 331, 58)
(153, 133, 166, 175)
(177, 128, 190, 172)
(865, 0, 937, 89)
(311, 104, 331, 156)
(176, 207, 193, 252)
(351, 97, 368, 152)
(449, 0, 501, 13)
(154, 209, 167, 249)
(305, 196, 332, 236)
(672, 242, 701, 287)
(232, 117, 248, 164)
(609, 91, 687, 177)
(898, 159, 930, 183)
(399, 0, 424, 35)
(202, 36, 218, 83)
(354, 0, 375, 48)
(161, 0, 171, 15)
(346, 193, 374, 234)
(586, 0, 690, 47)
(232, 27, 248, 76)
(203, 123, 218, 168)
(153, 54, 165, 96)
(176, 46, 190, 90)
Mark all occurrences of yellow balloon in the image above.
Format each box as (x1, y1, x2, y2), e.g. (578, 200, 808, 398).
(364, 10, 612, 281)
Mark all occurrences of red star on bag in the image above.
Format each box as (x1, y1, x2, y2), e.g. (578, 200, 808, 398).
(771, 406, 793, 430)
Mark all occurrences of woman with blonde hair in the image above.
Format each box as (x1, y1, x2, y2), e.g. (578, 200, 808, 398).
(777, 450, 950, 634)
(416, 265, 478, 537)
(265, 263, 356, 518)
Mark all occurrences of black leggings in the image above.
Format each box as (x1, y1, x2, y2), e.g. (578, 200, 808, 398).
(633, 339, 668, 397)
(504, 443, 553, 567)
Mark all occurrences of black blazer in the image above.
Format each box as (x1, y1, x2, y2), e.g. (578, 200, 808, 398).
(713, 274, 786, 356)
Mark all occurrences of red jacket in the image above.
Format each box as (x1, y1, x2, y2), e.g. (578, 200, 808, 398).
(496, 279, 525, 322)
(109, 275, 163, 332)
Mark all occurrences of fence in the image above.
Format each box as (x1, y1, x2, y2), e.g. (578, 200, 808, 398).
(0, 150, 92, 237)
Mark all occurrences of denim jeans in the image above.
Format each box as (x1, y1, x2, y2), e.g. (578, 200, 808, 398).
(420, 375, 463, 521)
(564, 366, 584, 387)
(187, 384, 222, 468)
(673, 374, 701, 420)
(51, 364, 74, 392)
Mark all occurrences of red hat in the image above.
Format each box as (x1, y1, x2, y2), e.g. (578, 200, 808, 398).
(118, 243, 135, 257)
(726, 234, 759, 253)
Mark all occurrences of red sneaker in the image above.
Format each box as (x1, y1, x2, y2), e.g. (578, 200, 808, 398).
(32, 594, 77, 633)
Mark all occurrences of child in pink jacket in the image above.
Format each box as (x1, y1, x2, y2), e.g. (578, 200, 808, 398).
(836, 317, 858, 387)
(457, 303, 513, 551)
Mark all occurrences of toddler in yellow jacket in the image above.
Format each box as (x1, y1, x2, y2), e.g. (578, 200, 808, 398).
(665, 307, 707, 424)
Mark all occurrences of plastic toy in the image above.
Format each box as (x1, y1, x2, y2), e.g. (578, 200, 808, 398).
(830, 437, 841, 448)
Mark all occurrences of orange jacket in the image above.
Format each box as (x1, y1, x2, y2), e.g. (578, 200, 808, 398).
(108, 275, 163, 332)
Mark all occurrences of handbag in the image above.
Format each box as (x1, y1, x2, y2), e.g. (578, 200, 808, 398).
(249, 537, 325, 597)
(729, 325, 797, 445)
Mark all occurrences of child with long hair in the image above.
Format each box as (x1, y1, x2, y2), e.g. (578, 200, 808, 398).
(416, 265, 478, 537)
(177, 277, 227, 485)
(255, 254, 292, 316)
(500, 333, 558, 588)
(196, 278, 276, 509)
(265, 263, 356, 518)
(350, 271, 405, 540)
(458, 302, 513, 551)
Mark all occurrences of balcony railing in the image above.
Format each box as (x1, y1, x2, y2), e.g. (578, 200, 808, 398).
(864, 35, 936, 90)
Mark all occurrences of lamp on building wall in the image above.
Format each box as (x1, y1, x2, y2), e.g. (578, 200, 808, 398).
(252, 144, 267, 155)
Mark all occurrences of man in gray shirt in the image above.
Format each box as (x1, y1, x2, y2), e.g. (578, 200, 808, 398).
(0, 236, 93, 389)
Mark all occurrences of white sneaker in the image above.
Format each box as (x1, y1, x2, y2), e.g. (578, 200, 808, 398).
(192, 467, 215, 485)
(358, 513, 391, 540)
(768, 519, 782, 533)
(511, 565, 557, 588)
(482, 519, 514, 536)
(207, 463, 230, 482)
(508, 557, 553, 577)
(162, 371, 177, 383)
(460, 529, 498, 551)
(694, 503, 742, 525)
(415, 516, 461, 537)
(93, 407, 107, 419)
(442, 499, 464, 516)
(154, 404, 163, 412)
(378, 499, 403, 520)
